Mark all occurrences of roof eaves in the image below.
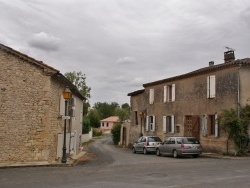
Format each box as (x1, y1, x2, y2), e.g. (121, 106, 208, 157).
(127, 89, 145, 96)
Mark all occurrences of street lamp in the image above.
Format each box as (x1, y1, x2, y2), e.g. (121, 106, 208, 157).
(61, 86, 72, 163)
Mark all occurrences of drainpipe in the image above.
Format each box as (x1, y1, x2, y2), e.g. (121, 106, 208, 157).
(237, 63, 242, 118)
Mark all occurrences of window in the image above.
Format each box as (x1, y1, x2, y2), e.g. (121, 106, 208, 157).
(163, 115, 175, 133)
(149, 89, 154, 104)
(134, 111, 138, 125)
(146, 116, 155, 132)
(202, 114, 218, 137)
(106, 122, 109, 127)
(102, 122, 104, 127)
(207, 75, 216, 98)
(164, 84, 175, 102)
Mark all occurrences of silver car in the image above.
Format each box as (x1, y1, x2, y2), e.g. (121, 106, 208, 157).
(156, 137, 202, 158)
(132, 136, 162, 154)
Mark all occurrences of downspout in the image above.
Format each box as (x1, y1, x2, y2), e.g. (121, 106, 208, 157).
(237, 63, 242, 118)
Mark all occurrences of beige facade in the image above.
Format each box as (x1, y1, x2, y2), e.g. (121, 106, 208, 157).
(127, 53, 250, 154)
(0, 44, 84, 164)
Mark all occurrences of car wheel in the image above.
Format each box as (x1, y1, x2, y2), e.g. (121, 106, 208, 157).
(193, 154, 199, 158)
(132, 147, 136, 154)
(143, 148, 147, 155)
(156, 149, 161, 156)
(173, 150, 178, 158)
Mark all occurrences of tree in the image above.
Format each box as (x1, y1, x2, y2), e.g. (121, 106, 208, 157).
(93, 102, 119, 120)
(111, 123, 122, 145)
(88, 109, 100, 128)
(114, 108, 130, 122)
(218, 104, 250, 155)
(64, 71, 91, 100)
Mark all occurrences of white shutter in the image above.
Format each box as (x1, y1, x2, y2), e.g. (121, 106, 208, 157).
(146, 116, 149, 131)
(149, 89, 154, 104)
(59, 95, 65, 116)
(172, 84, 175, 102)
(202, 115, 208, 136)
(152, 116, 155, 132)
(215, 113, 218, 137)
(207, 76, 210, 98)
(171, 115, 175, 133)
(210, 75, 216, 98)
(163, 86, 167, 103)
(163, 116, 167, 133)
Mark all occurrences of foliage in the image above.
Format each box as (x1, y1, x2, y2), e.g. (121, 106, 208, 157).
(92, 128, 103, 137)
(111, 123, 122, 145)
(82, 116, 91, 134)
(88, 109, 100, 128)
(93, 102, 119, 120)
(218, 104, 250, 155)
(83, 102, 90, 117)
(114, 108, 130, 122)
(64, 71, 91, 100)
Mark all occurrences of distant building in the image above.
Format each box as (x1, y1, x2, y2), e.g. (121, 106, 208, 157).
(100, 116, 120, 131)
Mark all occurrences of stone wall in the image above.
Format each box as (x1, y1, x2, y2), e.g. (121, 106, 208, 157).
(0, 49, 64, 163)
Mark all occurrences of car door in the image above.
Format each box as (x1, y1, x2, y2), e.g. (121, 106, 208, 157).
(161, 138, 171, 155)
(165, 138, 176, 155)
(134, 137, 142, 151)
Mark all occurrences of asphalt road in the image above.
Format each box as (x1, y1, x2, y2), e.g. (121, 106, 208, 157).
(1, 134, 250, 188)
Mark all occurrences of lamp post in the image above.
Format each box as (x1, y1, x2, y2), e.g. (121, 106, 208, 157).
(61, 86, 72, 163)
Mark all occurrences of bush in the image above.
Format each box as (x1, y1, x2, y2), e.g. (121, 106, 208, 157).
(82, 116, 91, 134)
(111, 123, 122, 145)
(93, 128, 103, 137)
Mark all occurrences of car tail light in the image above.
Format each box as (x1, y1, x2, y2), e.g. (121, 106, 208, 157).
(181, 143, 184, 148)
(181, 144, 191, 149)
(146, 141, 149, 146)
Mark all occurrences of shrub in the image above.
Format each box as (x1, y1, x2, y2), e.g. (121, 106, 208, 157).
(82, 116, 91, 134)
(93, 128, 103, 137)
(111, 123, 122, 145)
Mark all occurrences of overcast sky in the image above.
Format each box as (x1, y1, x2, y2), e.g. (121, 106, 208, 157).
(1, 0, 250, 106)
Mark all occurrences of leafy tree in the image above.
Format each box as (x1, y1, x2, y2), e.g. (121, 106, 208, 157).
(218, 104, 250, 155)
(82, 116, 91, 134)
(64, 71, 91, 100)
(111, 123, 122, 145)
(93, 102, 119, 119)
(114, 108, 130, 122)
(88, 109, 100, 128)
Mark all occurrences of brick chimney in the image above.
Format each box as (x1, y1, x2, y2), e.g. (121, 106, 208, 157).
(224, 50, 235, 63)
(209, 61, 214, 66)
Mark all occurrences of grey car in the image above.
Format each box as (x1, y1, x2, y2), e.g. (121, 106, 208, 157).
(156, 137, 202, 158)
(132, 136, 162, 154)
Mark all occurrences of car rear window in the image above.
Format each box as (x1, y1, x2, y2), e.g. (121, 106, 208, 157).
(148, 137, 162, 142)
(184, 138, 200, 144)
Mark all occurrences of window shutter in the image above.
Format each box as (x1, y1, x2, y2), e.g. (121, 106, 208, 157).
(163, 86, 167, 103)
(172, 84, 175, 102)
(215, 113, 218, 137)
(149, 89, 154, 104)
(59, 95, 65, 116)
(146, 116, 149, 131)
(210, 75, 216, 98)
(163, 116, 166, 133)
(171, 115, 175, 133)
(202, 115, 208, 136)
(207, 76, 210, 98)
(152, 116, 155, 132)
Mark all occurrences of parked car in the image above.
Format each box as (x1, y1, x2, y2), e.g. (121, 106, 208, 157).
(132, 136, 162, 154)
(156, 137, 202, 158)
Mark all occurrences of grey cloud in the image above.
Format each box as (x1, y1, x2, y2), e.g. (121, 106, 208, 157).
(28, 32, 61, 52)
(116, 57, 136, 65)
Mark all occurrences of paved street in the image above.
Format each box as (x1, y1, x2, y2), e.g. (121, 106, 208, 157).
(1, 134, 250, 188)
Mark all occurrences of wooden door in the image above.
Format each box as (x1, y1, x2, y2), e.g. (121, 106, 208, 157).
(185, 116, 200, 139)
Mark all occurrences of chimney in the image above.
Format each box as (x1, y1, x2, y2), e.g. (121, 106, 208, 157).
(209, 61, 214, 66)
(224, 50, 235, 63)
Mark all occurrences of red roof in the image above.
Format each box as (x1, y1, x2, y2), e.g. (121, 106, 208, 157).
(100, 116, 120, 122)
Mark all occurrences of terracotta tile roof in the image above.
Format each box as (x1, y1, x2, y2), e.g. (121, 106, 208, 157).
(100, 116, 120, 122)
(0, 43, 59, 73)
(143, 58, 250, 87)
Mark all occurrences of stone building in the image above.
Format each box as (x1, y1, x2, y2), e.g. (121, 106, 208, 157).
(0, 43, 85, 164)
(126, 51, 250, 154)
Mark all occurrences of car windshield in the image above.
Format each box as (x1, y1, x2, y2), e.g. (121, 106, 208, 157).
(148, 137, 162, 142)
(184, 138, 200, 144)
